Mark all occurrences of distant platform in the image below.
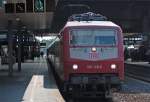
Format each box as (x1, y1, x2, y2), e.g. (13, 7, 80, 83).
(125, 60, 150, 67)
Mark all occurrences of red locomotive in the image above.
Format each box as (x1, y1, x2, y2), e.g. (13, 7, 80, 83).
(48, 12, 124, 98)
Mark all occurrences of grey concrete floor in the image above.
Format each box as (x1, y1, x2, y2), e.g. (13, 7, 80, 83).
(0, 58, 64, 102)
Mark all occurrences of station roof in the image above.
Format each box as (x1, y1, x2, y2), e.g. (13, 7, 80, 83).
(1, 0, 150, 34)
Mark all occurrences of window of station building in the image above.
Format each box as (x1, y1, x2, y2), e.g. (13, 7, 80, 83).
(46, 0, 55, 12)
(26, 0, 33, 12)
(34, 0, 44, 12)
(5, 3, 14, 13)
(16, 3, 25, 13)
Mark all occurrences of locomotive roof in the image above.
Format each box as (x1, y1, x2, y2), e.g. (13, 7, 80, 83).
(65, 21, 120, 28)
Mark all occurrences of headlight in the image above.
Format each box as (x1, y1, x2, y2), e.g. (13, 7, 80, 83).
(92, 47, 97, 52)
(111, 64, 117, 69)
(73, 64, 78, 70)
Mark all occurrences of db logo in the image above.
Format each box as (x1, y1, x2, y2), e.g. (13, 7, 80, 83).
(89, 52, 99, 59)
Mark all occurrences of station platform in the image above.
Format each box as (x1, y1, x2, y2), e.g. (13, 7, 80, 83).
(0, 58, 65, 102)
(125, 61, 150, 67)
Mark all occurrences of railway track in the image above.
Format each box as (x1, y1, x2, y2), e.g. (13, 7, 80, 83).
(47, 59, 150, 102)
(66, 62, 150, 102)
(125, 62, 150, 83)
(112, 76, 150, 102)
(115, 62, 150, 102)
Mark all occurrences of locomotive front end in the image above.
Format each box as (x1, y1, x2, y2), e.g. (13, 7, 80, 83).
(63, 25, 124, 89)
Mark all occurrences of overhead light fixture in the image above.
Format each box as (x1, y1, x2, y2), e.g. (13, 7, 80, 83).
(3, 0, 7, 4)
(92, 47, 97, 52)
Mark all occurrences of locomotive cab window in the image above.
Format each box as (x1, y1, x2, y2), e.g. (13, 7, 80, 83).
(70, 29, 117, 46)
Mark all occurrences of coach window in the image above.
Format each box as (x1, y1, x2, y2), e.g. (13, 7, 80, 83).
(70, 30, 74, 45)
(58, 33, 63, 44)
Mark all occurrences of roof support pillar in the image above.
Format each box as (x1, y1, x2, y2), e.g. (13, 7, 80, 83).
(17, 19, 22, 72)
(142, 9, 150, 42)
(7, 20, 13, 76)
